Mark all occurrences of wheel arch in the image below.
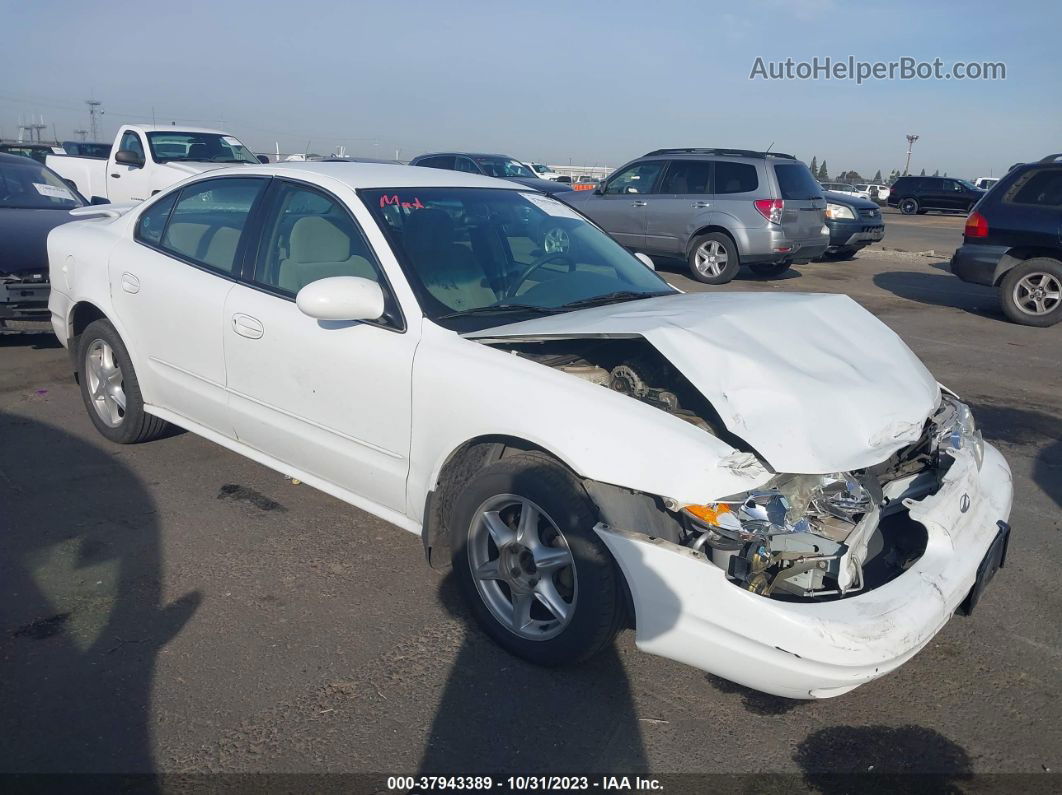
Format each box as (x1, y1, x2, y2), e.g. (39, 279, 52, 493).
(993, 249, 1062, 285)
(66, 300, 110, 371)
(686, 225, 739, 258)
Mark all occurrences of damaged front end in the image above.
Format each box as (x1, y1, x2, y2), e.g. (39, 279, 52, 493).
(679, 393, 985, 599)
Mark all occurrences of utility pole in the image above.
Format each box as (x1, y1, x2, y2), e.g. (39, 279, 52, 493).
(86, 99, 103, 141)
(29, 116, 48, 143)
(903, 134, 919, 176)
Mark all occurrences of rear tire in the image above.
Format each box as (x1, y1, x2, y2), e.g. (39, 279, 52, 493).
(748, 262, 791, 278)
(899, 198, 919, 215)
(688, 232, 740, 284)
(77, 319, 170, 444)
(999, 258, 1062, 327)
(450, 452, 623, 666)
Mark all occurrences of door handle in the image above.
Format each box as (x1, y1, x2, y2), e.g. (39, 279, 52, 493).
(120, 272, 140, 294)
(693, 201, 710, 209)
(632, 200, 648, 207)
(110, 173, 121, 178)
(232, 313, 264, 340)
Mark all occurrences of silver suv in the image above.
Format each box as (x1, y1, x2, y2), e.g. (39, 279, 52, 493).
(562, 148, 828, 284)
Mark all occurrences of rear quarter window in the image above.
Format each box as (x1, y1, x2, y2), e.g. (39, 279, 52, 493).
(714, 162, 758, 194)
(1003, 168, 1062, 207)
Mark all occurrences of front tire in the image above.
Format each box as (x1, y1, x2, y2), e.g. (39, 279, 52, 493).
(77, 319, 170, 444)
(899, 198, 919, 215)
(748, 262, 791, 277)
(688, 232, 740, 284)
(450, 452, 623, 666)
(999, 258, 1062, 327)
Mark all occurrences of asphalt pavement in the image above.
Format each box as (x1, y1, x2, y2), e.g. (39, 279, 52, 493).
(1, 246, 1059, 788)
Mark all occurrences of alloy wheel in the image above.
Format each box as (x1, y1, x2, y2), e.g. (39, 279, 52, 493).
(694, 240, 729, 277)
(1012, 272, 1062, 316)
(467, 494, 578, 641)
(85, 339, 126, 427)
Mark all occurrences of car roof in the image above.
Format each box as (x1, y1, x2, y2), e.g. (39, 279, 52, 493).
(198, 161, 528, 190)
(0, 151, 48, 164)
(130, 125, 232, 135)
(414, 152, 519, 160)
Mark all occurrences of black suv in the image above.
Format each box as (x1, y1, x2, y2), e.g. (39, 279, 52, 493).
(887, 175, 984, 215)
(949, 154, 1062, 326)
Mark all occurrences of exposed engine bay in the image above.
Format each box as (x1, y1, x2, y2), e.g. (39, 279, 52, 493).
(493, 337, 984, 602)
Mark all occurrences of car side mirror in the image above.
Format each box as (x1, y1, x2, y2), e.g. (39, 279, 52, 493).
(593, 185, 604, 195)
(257, 154, 270, 164)
(114, 149, 144, 167)
(634, 252, 655, 270)
(90, 195, 111, 205)
(296, 276, 385, 322)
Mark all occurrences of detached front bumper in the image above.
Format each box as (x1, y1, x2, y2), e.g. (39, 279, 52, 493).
(596, 442, 1013, 699)
(0, 276, 51, 323)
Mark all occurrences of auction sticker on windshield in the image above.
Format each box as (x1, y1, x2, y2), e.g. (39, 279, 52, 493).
(520, 192, 582, 219)
(33, 183, 75, 201)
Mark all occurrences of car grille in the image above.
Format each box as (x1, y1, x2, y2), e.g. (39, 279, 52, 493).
(3, 271, 48, 284)
(858, 208, 880, 219)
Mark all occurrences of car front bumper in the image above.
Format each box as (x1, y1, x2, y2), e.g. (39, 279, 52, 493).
(595, 442, 1013, 699)
(0, 277, 51, 323)
(950, 243, 1009, 286)
(825, 218, 884, 252)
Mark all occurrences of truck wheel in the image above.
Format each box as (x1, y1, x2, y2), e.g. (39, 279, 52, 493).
(899, 198, 919, 215)
(450, 452, 623, 666)
(77, 319, 170, 443)
(1000, 258, 1062, 327)
(748, 262, 791, 278)
(688, 233, 740, 284)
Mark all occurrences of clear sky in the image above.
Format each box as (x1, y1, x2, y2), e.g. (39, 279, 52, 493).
(2, 0, 1058, 178)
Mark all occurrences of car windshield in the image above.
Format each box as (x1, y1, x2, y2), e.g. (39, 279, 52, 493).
(471, 157, 536, 179)
(146, 132, 259, 164)
(362, 187, 675, 330)
(0, 158, 84, 210)
(532, 164, 549, 171)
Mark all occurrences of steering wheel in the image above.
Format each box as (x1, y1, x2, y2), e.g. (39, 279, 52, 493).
(504, 252, 575, 299)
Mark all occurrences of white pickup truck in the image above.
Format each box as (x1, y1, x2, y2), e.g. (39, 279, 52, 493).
(46, 124, 262, 204)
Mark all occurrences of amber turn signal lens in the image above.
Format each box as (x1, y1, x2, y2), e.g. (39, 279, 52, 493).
(685, 503, 732, 525)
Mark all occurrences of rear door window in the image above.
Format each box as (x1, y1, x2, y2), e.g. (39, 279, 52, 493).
(417, 155, 456, 170)
(135, 192, 178, 245)
(159, 177, 266, 274)
(1004, 168, 1062, 207)
(714, 162, 759, 194)
(659, 160, 712, 194)
(774, 163, 823, 199)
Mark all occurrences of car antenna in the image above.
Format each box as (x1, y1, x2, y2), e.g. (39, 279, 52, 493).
(765, 141, 774, 155)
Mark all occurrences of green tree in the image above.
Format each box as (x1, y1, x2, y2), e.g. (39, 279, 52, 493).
(818, 160, 828, 180)
(810, 156, 818, 176)
(933, 169, 940, 177)
(873, 169, 883, 182)
(920, 168, 926, 176)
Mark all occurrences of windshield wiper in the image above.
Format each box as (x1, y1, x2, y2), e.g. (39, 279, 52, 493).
(436, 303, 561, 320)
(556, 291, 669, 310)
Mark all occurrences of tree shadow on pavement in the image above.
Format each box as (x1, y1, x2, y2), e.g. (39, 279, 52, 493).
(0, 413, 200, 776)
(794, 724, 972, 794)
(416, 572, 647, 776)
(872, 269, 1006, 320)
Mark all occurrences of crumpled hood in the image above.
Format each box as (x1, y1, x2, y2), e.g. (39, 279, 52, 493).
(467, 292, 941, 474)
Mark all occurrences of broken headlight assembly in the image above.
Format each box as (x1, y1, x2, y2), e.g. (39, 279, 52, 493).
(681, 394, 982, 599)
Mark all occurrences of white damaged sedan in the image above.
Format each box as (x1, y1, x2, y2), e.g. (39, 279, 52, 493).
(48, 163, 1013, 698)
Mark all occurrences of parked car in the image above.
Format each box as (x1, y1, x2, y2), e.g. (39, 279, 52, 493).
(47, 124, 263, 204)
(819, 182, 870, 200)
(974, 177, 999, 191)
(47, 161, 1012, 699)
(0, 153, 85, 328)
(61, 141, 112, 159)
(863, 183, 891, 203)
(409, 152, 570, 193)
(563, 148, 828, 283)
(527, 162, 560, 181)
(887, 175, 984, 215)
(0, 141, 65, 164)
(950, 153, 1062, 326)
(555, 175, 572, 184)
(572, 175, 602, 192)
(818, 190, 885, 259)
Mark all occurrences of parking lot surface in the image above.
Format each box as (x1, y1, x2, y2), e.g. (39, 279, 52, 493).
(1, 240, 1059, 784)
(873, 208, 966, 256)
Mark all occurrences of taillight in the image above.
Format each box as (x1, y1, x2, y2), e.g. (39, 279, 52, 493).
(754, 198, 784, 224)
(964, 211, 989, 238)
